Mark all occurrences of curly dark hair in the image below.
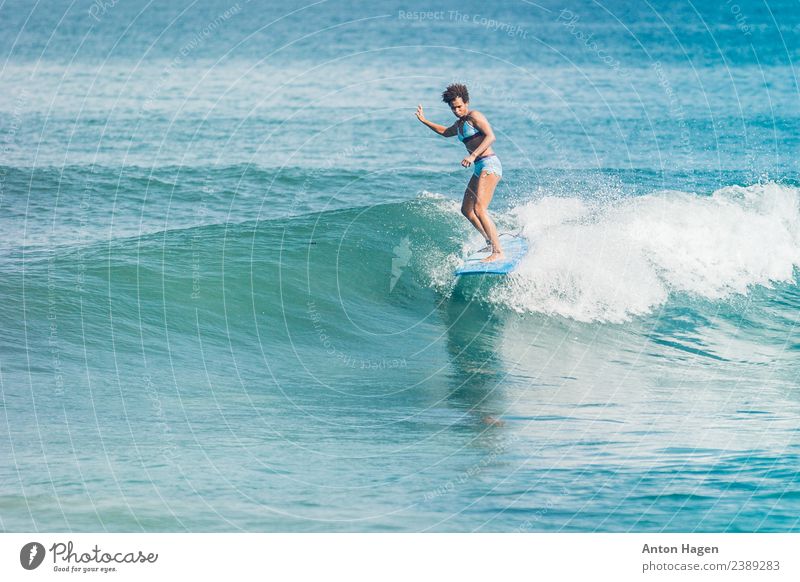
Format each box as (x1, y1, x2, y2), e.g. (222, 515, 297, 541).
(441, 83, 469, 104)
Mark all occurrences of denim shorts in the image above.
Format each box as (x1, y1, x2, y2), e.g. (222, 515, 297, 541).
(473, 154, 503, 177)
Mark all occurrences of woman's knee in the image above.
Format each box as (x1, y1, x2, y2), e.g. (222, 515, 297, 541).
(461, 197, 476, 216)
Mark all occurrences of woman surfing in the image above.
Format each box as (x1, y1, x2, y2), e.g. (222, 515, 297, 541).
(416, 83, 504, 262)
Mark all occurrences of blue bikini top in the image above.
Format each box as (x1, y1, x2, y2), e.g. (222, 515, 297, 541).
(458, 118, 483, 142)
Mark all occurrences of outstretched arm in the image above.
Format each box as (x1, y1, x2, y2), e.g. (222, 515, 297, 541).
(416, 105, 457, 137)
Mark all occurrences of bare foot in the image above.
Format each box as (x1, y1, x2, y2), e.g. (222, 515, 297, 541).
(481, 251, 505, 263)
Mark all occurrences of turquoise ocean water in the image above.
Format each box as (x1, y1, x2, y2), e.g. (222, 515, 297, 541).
(2, 0, 800, 531)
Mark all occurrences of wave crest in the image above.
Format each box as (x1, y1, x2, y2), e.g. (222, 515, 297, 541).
(470, 183, 800, 322)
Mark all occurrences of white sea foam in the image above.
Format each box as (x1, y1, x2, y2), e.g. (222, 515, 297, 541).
(417, 190, 450, 200)
(483, 183, 800, 322)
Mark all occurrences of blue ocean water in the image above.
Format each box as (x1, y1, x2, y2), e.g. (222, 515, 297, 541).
(1, 0, 800, 532)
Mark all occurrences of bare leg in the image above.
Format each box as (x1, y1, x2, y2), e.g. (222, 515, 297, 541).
(461, 174, 490, 243)
(473, 171, 504, 262)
